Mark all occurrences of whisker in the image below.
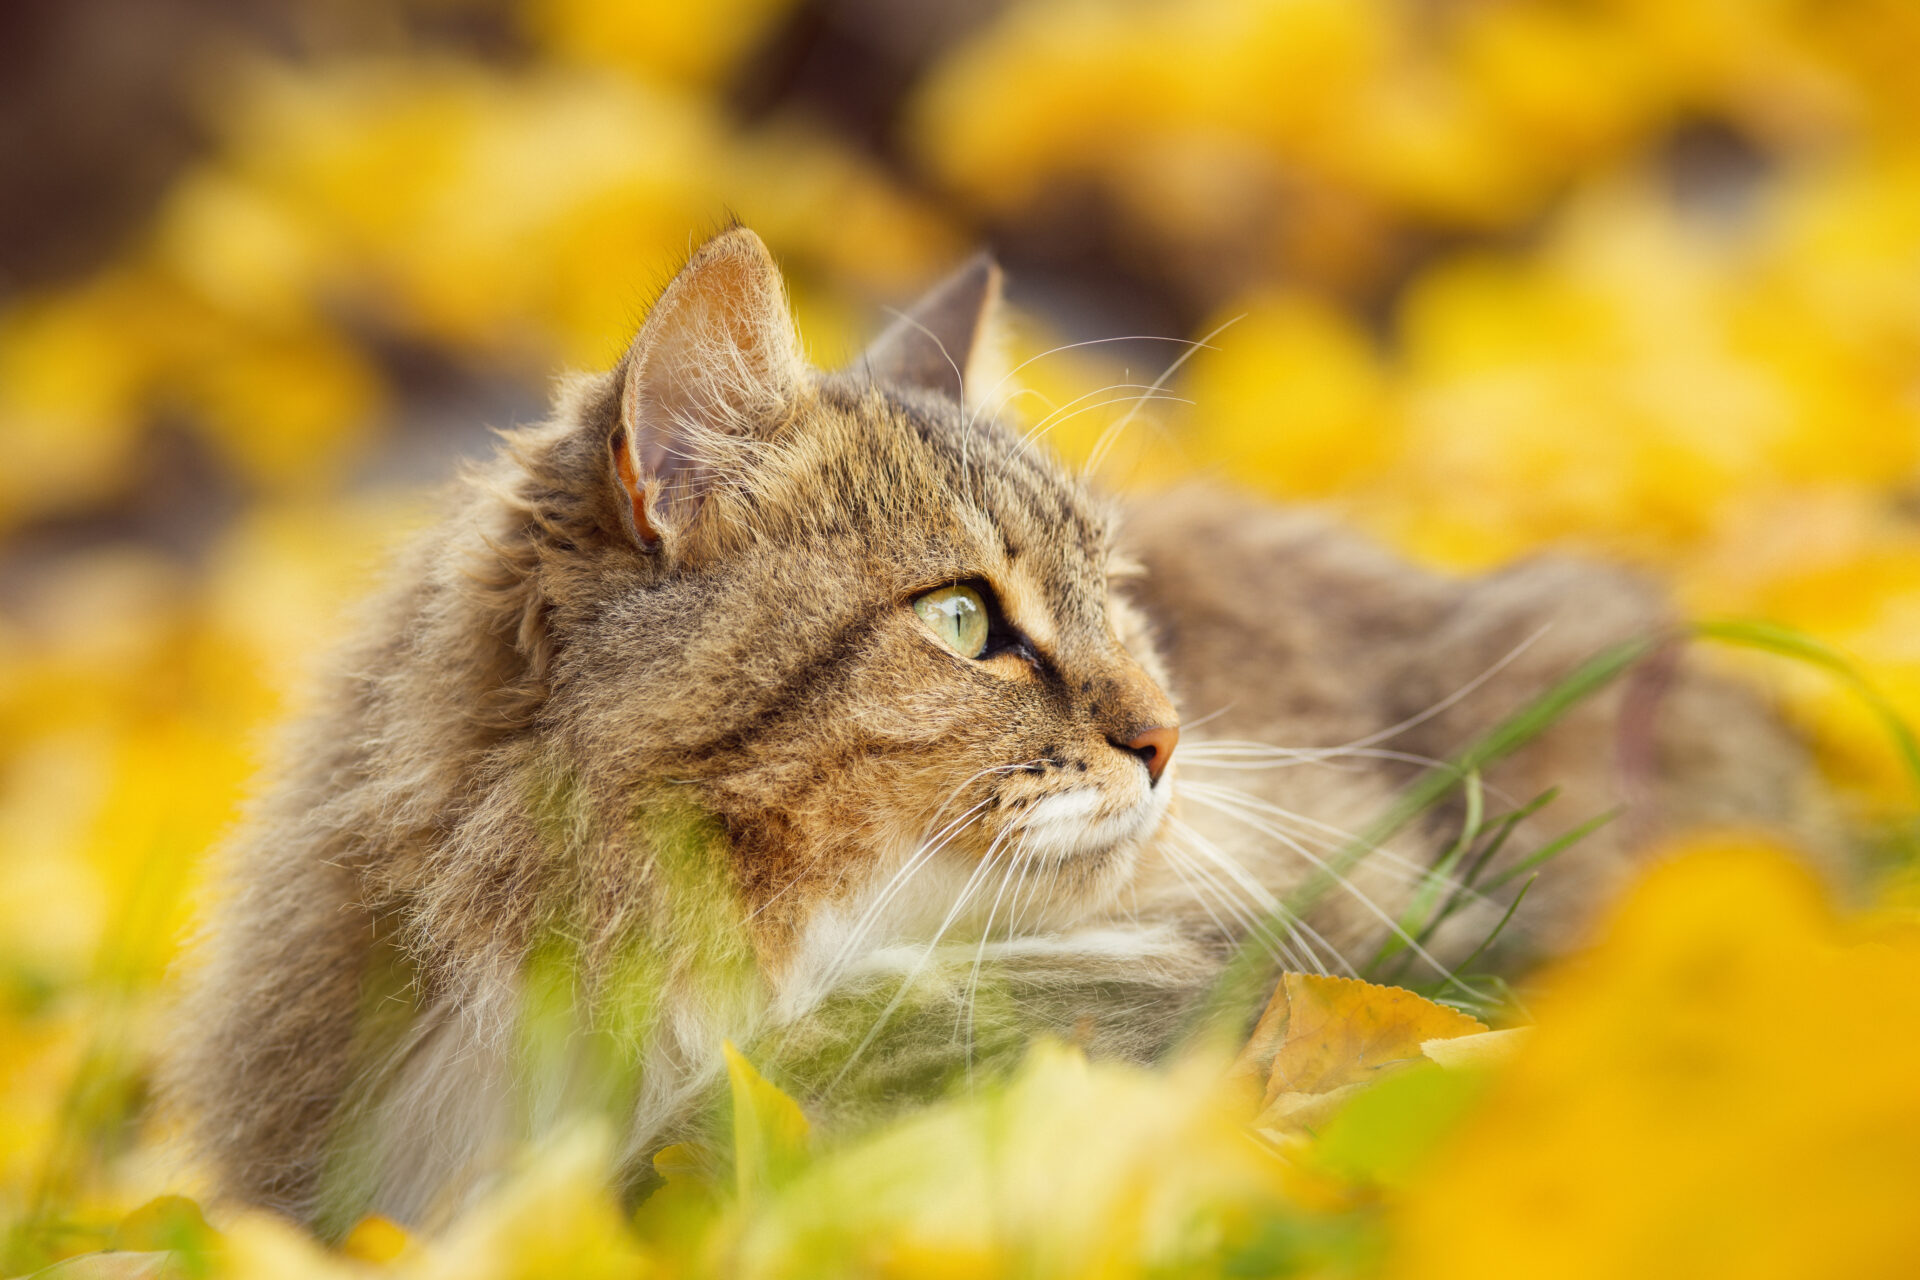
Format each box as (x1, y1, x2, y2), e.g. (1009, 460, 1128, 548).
(1175, 779, 1496, 906)
(1180, 739, 1451, 766)
(1177, 821, 1359, 978)
(1179, 741, 1527, 809)
(747, 769, 1007, 925)
(967, 333, 1218, 437)
(1172, 703, 1237, 736)
(1082, 313, 1243, 477)
(1333, 627, 1552, 757)
(1159, 839, 1311, 972)
(1019, 381, 1179, 444)
(1017, 386, 1194, 461)
(830, 826, 1018, 1087)
(1159, 826, 1314, 970)
(1157, 844, 1247, 953)
(819, 794, 999, 977)
(1165, 819, 1335, 975)
(1170, 625, 1551, 788)
(957, 834, 1037, 1069)
(1177, 788, 1468, 990)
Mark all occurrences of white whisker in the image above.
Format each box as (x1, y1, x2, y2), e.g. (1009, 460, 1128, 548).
(967, 333, 1216, 437)
(831, 825, 1019, 1086)
(959, 833, 1034, 1066)
(1165, 818, 1341, 976)
(1017, 386, 1193, 462)
(1159, 839, 1312, 972)
(1082, 313, 1242, 477)
(1177, 788, 1466, 989)
(1176, 779, 1495, 906)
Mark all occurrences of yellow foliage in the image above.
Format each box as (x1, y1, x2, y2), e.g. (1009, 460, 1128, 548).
(1183, 293, 1395, 500)
(1243, 972, 1486, 1100)
(724, 1043, 811, 1201)
(5, 0, 1920, 1273)
(523, 0, 800, 88)
(1389, 838, 1920, 1279)
(719, 1043, 1295, 1280)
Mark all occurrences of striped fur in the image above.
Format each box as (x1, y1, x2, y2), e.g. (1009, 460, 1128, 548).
(165, 229, 1822, 1232)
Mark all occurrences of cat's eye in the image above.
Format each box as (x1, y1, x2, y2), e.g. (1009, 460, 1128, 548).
(912, 585, 990, 658)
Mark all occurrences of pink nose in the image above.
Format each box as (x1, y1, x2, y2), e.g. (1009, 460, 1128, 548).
(1118, 724, 1179, 786)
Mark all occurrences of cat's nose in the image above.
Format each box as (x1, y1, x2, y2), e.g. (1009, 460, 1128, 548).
(1113, 724, 1178, 787)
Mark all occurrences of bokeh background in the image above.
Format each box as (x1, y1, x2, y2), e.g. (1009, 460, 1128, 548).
(3, 0, 1919, 1273)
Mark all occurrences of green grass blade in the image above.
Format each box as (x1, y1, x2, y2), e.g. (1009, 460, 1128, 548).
(1696, 617, 1920, 799)
(1447, 874, 1535, 980)
(1479, 808, 1621, 894)
(1184, 636, 1657, 1047)
(1365, 770, 1483, 976)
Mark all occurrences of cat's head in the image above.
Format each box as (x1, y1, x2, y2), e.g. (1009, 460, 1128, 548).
(500, 228, 1178, 955)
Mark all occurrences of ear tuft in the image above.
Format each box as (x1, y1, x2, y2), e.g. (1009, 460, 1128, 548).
(613, 227, 805, 546)
(858, 251, 1003, 408)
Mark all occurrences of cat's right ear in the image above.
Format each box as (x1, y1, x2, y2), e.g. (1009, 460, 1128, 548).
(859, 251, 1004, 409)
(611, 227, 805, 548)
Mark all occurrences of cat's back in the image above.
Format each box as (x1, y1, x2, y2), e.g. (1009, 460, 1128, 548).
(1121, 484, 1826, 957)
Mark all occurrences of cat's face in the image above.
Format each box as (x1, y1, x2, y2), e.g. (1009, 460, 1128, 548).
(542, 231, 1179, 954)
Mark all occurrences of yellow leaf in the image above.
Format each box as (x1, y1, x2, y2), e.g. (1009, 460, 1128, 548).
(1255, 1081, 1374, 1135)
(1236, 973, 1487, 1116)
(1419, 1027, 1531, 1071)
(1389, 838, 1920, 1279)
(339, 1213, 410, 1264)
(110, 1196, 210, 1254)
(724, 1041, 810, 1200)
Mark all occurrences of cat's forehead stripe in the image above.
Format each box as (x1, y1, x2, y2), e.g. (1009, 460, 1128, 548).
(918, 410, 1106, 565)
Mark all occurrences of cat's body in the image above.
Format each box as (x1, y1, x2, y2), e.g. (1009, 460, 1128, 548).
(166, 230, 1818, 1232)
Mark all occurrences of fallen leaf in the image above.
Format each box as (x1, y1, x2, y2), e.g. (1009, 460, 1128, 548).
(1419, 1027, 1531, 1071)
(1255, 1081, 1373, 1132)
(1234, 973, 1488, 1129)
(1228, 972, 1298, 1090)
(1273, 974, 1486, 1100)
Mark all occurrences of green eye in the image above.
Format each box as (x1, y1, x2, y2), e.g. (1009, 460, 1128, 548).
(912, 584, 990, 658)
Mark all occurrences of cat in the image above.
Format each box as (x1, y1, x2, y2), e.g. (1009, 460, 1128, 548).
(164, 226, 1820, 1234)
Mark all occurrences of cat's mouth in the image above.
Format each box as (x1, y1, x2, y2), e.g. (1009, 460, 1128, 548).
(1013, 784, 1169, 864)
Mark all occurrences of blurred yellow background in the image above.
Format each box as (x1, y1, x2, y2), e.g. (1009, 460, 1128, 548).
(2, 0, 1918, 1273)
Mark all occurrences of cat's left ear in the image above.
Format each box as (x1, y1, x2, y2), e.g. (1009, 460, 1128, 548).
(857, 251, 1004, 409)
(612, 227, 805, 548)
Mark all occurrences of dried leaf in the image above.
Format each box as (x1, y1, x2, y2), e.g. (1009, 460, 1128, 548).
(1419, 1027, 1530, 1071)
(1255, 1081, 1373, 1133)
(1228, 972, 1297, 1089)
(1250, 973, 1488, 1113)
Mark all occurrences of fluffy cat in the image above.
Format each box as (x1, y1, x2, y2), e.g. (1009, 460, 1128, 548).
(165, 227, 1817, 1232)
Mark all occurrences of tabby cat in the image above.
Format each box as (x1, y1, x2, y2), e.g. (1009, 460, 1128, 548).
(166, 227, 1815, 1232)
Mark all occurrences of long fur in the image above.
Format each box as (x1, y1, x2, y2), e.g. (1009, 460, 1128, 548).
(163, 230, 1824, 1233)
